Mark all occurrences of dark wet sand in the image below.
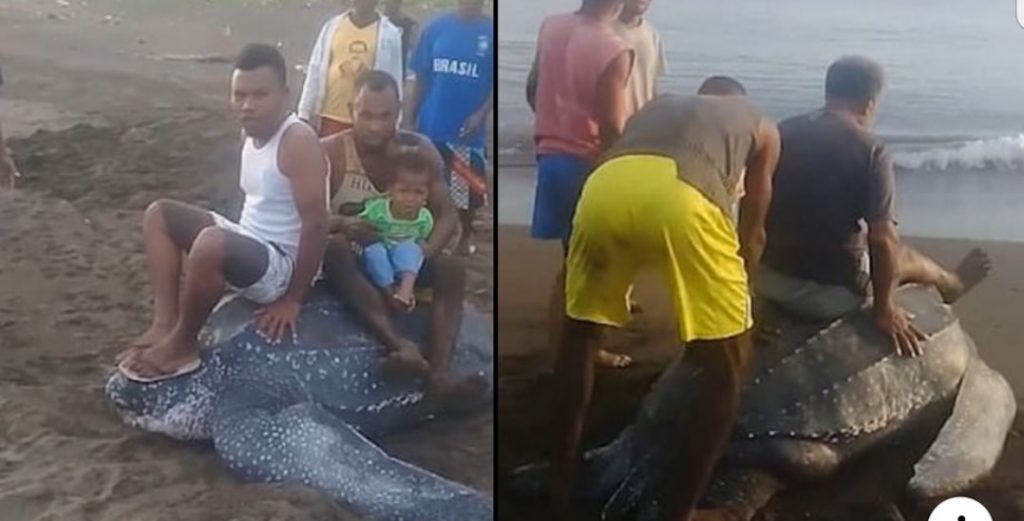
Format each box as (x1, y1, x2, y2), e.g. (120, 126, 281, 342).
(497, 224, 1024, 520)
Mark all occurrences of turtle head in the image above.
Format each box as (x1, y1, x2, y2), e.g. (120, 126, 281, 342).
(104, 362, 218, 440)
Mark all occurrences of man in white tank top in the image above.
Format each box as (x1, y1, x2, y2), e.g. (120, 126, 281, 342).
(320, 71, 485, 404)
(118, 44, 329, 382)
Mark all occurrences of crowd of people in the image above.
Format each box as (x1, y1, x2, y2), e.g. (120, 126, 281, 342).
(527, 0, 993, 519)
(71, 0, 496, 408)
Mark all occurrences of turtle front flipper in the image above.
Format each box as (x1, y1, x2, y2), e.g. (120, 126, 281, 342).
(701, 467, 785, 521)
(906, 347, 1016, 499)
(212, 375, 493, 521)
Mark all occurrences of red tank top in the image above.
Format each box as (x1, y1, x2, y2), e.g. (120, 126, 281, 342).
(533, 13, 630, 161)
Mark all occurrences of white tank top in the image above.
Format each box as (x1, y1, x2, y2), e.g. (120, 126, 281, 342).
(238, 113, 306, 249)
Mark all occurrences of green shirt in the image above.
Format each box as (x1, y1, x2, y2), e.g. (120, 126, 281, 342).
(358, 197, 434, 245)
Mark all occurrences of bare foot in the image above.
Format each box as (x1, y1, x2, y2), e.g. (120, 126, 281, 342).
(381, 288, 405, 316)
(381, 339, 430, 380)
(395, 273, 417, 311)
(393, 287, 416, 313)
(119, 333, 200, 381)
(939, 248, 992, 303)
(115, 324, 174, 363)
(596, 349, 632, 368)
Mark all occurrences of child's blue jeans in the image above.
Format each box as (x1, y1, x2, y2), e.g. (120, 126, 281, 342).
(362, 240, 425, 289)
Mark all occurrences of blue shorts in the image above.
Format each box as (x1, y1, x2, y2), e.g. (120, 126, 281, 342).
(530, 153, 592, 244)
(361, 240, 425, 289)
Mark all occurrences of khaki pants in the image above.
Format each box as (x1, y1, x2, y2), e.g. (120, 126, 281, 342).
(756, 264, 868, 321)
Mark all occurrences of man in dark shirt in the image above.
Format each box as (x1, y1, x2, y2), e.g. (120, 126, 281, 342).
(760, 55, 991, 356)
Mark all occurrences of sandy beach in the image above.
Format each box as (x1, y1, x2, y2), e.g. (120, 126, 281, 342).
(497, 224, 1024, 520)
(0, 1, 492, 520)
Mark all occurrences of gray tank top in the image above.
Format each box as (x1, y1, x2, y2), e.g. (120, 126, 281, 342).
(604, 95, 762, 216)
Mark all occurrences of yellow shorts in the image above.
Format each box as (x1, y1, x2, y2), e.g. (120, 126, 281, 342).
(565, 154, 752, 342)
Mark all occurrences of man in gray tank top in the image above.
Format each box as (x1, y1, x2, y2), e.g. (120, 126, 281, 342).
(548, 77, 782, 520)
(118, 44, 329, 382)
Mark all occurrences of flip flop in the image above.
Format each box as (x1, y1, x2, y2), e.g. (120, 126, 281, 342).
(118, 357, 202, 383)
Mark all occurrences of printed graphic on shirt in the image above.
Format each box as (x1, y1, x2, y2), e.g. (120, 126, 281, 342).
(432, 57, 481, 77)
(476, 33, 489, 57)
(340, 40, 371, 79)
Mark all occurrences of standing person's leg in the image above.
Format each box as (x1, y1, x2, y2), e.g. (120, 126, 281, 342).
(549, 247, 633, 371)
(121, 199, 215, 359)
(435, 141, 480, 256)
(121, 222, 270, 380)
(454, 146, 488, 256)
(545, 254, 568, 371)
(533, 154, 632, 370)
(457, 210, 475, 255)
(0, 116, 20, 190)
(547, 157, 641, 517)
(549, 316, 606, 517)
(322, 235, 428, 374)
(390, 239, 424, 309)
(654, 335, 751, 521)
(654, 175, 755, 520)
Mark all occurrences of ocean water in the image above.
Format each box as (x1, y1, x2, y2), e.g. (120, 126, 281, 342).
(497, 0, 1024, 240)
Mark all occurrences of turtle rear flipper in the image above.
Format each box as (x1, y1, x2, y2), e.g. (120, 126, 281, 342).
(213, 378, 493, 521)
(508, 425, 636, 502)
(906, 350, 1016, 499)
(602, 467, 781, 521)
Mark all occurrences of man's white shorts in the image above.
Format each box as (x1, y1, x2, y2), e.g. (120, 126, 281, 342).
(210, 212, 296, 304)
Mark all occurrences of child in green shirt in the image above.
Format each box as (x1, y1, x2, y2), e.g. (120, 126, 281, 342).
(358, 167, 434, 311)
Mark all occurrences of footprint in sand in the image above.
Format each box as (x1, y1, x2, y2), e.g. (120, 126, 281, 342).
(0, 366, 42, 386)
(55, 463, 125, 502)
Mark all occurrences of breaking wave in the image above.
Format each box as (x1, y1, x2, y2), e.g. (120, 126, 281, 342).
(890, 134, 1024, 172)
(497, 132, 1024, 173)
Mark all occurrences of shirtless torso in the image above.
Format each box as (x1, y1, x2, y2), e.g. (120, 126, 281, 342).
(322, 129, 457, 257)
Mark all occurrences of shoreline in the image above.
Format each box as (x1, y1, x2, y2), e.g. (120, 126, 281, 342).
(496, 162, 1024, 243)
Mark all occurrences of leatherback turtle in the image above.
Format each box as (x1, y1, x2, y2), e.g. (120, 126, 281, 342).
(105, 285, 494, 521)
(514, 285, 1016, 520)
